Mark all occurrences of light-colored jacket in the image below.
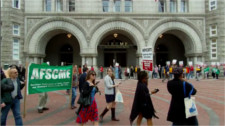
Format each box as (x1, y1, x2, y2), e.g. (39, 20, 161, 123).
(104, 75, 114, 95)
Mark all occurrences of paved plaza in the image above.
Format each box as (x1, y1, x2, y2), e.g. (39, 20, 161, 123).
(6, 78, 225, 126)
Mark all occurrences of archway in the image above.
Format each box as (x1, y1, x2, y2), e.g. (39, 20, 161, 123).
(97, 31, 137, 67)
(147, 21, 204, 66)
(154, 34, 186, 66)
(44, 33, 81, 66)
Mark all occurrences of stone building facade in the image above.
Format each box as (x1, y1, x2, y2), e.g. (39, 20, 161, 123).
(1, 0, 224, 70)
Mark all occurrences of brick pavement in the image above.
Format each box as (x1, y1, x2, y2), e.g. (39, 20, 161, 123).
(6, 78, 225, 125)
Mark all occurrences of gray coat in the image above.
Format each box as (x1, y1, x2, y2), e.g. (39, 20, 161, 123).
(104, 75, 114, 95)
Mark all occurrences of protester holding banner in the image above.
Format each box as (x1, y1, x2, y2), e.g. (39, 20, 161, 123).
(189, 65, 194, 79)
(167, 67, 198, 125)
(186, 66, 190, 80)
(130, 66, 134, 79)
(169, 65, 173, 79)
(1, 67, 24, 126)
(196, 66, 201, 81)
(100, 66, 104, 79)
(204, 66, 210, 79)
(76, 70, 99, 125)
(130, 71, 158, 126)
(162, 65, 170, 82)
(215, 66, 220, 79)
(100, 68, 120, 122)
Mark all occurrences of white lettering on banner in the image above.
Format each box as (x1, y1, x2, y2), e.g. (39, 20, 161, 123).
(40, 69, 46, 79)
(30, 68, 71, 80)
(66, 70, 70, 78)
(52, 70, 58, 79)
(58, 70, 66, 79)
(45, 69, 52, 79)
(31, 68, 39, 79)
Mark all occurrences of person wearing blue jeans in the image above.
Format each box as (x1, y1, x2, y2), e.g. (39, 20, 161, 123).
(1, 98, 23, 126)
(1, 67, 24, 126)
(71, 65, 79, 109)
(71, 87, 77, 109)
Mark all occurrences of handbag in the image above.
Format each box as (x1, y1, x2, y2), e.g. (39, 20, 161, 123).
(115, 90, 123, 103)
(183, 81, 198, 118)
(77, 93, 91, 107)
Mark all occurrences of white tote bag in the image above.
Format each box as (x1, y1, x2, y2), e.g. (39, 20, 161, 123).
(184, 97, 198, 118)
(183, 81, 198, 118)
(115, 90, 124, 103)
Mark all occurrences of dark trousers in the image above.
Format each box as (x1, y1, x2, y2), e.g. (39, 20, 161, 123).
(172, 116, 198, 126)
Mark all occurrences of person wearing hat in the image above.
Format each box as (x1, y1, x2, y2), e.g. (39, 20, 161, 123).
(167, 67, 198, 125)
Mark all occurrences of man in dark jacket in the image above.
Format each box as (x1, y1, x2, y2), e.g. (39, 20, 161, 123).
(76, 67, 88, 115)
(1, 67, 25, 126)
(78, 67, 88, 92)
(167, 67, 198, 125)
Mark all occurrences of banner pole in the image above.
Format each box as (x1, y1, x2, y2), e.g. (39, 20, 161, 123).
(69, 67, 73, 108)
(23, 62, 29, 118)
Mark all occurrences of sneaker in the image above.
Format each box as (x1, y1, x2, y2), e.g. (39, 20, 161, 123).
(43, 107, 49, 111)
(71, 106, 77, 109)
(38, 109, 43, 113)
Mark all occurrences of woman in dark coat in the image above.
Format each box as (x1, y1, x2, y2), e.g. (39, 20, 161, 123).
(167, 67, 198, 125)
(130, 71, 158, 126)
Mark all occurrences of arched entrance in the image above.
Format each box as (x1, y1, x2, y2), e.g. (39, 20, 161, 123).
(44, 33, 81, 66)
(154, 33, 186, 66)
(147, 21, 204, 67)
(97, 31, 137, 67)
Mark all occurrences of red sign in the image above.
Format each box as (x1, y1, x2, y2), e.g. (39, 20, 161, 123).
(142, 60, 153, 71)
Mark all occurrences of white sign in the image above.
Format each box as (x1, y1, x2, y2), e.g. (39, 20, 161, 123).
(172, 59, 177, 64)
(142, 47, 153, 60)
(179, 61, 184, 66)
(211, 62, 216, 66)
(216, 62, 220, 66)
(188, 61, 193, 66)
(166, 61, 170, 65)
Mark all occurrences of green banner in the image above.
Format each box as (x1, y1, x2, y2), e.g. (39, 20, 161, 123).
(27, 63, 73, 95)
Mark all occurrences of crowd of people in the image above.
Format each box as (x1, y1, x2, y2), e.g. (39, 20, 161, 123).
(1, 62, 224, 126)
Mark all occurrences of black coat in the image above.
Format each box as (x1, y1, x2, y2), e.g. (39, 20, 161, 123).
(167, 78, 197, 123)
(130, 82, 158, 124)
(1, 78, 25, 104)
(78, 72, 87, 92)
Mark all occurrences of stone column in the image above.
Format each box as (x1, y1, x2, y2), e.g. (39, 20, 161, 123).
(177, 0, 181, 12)
(40, 58, 44, 64)
(93, 56, 97, 67)
(109, 0, 114, 12)
(121, 0, 125, 12)
(82, 57, 85, 66)
(34, 57, 38, 64)
(52, 0, 55, 11)
(166, 0, 170, 12)
(26, 57, 30, 63)
(63, 0, 67, 12)
(139, 56, 143, 70)
(193, 56, 197, 76)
